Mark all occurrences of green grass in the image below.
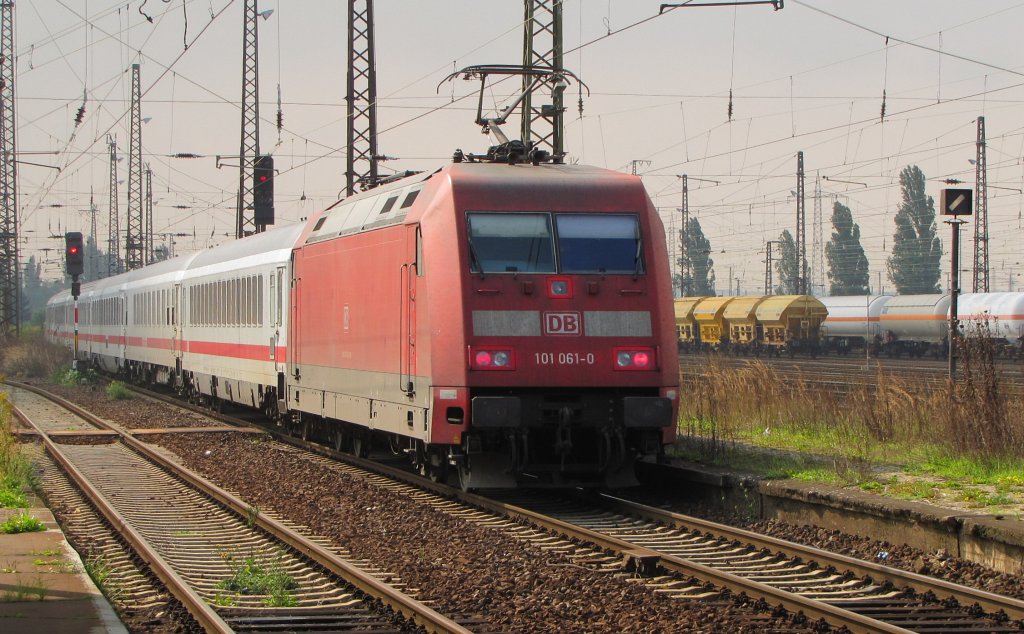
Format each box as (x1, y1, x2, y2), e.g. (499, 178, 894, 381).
(0, 393, 35, 510)
(216, 553, 297, 607)
(105, 381, 133, 401)
(0, 513, 46, 534)
(0, 487, 27, 508)
(50, 366, 100, 386)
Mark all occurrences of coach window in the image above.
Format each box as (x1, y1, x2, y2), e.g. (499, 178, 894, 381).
(276, 268, 284, 327)
(246, 277, 253, 325)
(257, 275, 264, 326)
(466, 212, 555, 274)
(555, 213, 643, 274)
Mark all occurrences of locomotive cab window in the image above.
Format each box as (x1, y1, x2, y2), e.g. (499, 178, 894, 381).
(466, 212, 555, 274)
(555, 213, 643, 274)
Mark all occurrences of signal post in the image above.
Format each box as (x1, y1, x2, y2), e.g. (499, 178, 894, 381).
(64, 232, 84, 369)
(940, 188, 972, 380)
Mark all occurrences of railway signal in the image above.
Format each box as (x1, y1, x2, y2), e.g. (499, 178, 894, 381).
(253, 154, 275, 225)
(941, 188, 972, 380)
(65, 231, 84, 279)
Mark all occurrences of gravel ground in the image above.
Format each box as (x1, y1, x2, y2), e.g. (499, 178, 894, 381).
(739, 519, 1024, 601)
(35, 381, 822, 633)
(27, 378, 1024, 631)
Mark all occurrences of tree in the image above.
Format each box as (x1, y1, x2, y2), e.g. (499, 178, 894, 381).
(153, 244, 171, 262)
(85, 234, 108, 281)
(825, 201, 870, 295)
(679, 217, 715, 296)
(774, 229, 805, 294)
(21, 255, 63, 325)
(887, 165, 942, 293)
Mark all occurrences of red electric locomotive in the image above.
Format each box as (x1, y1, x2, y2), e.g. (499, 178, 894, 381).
(45, 159, 679, 489)
(289, 160, 679, 487)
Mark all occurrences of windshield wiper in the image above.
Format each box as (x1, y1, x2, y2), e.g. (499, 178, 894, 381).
(467, 237, 485, 278)
(633, 236, 643, 278)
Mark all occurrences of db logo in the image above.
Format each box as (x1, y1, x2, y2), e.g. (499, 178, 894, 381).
(544, 311, 582, 336)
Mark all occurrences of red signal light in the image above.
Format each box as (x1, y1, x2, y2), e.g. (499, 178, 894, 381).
(469, 347, 515, 371)
(68, 246, 79, 255)
(613, 347, 656, 371)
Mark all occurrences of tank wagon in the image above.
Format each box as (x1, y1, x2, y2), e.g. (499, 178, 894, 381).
(47, 162, 679, 489)
(819, 293, 1024, 358)
(819, 295, 892, 354)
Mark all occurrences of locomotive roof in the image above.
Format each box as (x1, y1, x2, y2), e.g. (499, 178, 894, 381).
(304, 162, 646, 246)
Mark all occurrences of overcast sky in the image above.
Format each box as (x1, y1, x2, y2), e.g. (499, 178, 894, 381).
(14, 0, 1024, 293)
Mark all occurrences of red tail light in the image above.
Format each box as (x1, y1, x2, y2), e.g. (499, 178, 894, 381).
(613, 347, 656, 371)
(469, 347, 516, 371)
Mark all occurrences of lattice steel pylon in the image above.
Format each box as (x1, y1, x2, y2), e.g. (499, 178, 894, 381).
(346, 0, 378, 196)
(521, 0, 565, 160)
(125, 64, 144, 270)
(795, 151, 806, 295)
(0, 1, 19, 336)
(107, 136, 121, 276)
(145, 164, 153, 264)
(679, 175, 690, 297)
(972, 115, 988, 293)
(812, 172, 823, 295)
(236, 0, 261, 238)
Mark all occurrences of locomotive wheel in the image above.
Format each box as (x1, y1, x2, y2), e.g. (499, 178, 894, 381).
(457, 462, 474, 492)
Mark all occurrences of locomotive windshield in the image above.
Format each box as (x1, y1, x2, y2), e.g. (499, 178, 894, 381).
(466, 212, 643, 274)
(467, 213, 556, 273)
(555, 214, 642, 274)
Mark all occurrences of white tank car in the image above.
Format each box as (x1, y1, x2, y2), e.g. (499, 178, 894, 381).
(820, 295, 893, 346)
(953, 293, 1024, 343)
(878, 294, 950, 356)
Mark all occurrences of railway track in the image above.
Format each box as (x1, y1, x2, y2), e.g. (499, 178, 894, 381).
(24, 380, 1024, 632)
(5, 381, 475, 634)
(492, 491, 1024, 634)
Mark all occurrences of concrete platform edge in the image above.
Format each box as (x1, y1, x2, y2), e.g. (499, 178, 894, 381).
(638, 461, 1024, 575)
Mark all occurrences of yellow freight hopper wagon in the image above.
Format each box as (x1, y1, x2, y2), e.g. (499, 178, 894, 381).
(724, 296, 768, 348)
(693, 296, 734, 348)
(755, 294, 828, 351)
(673, 297, 705, 346)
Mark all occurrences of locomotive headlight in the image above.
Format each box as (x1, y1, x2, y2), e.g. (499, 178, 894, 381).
(470, 347, 516, 371)
(613, 347, 656, 371)
(547, 277, 573, 298)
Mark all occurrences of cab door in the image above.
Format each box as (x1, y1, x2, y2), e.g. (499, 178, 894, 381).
(399, 225, 418, 395)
